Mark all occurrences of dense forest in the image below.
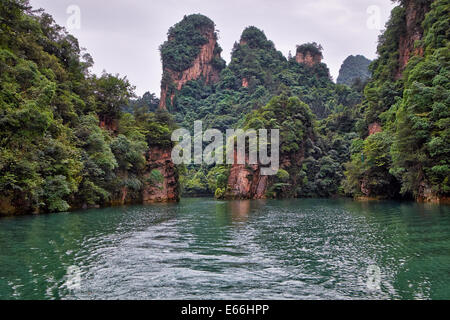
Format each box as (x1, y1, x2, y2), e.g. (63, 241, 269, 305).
(165, 0, 448, 203)
(159, 18, 364, 197)
(0, 0, 177, 215)
(0, 0, 448, 216)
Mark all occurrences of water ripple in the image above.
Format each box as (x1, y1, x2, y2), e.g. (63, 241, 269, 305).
(0, 198, 449, 299)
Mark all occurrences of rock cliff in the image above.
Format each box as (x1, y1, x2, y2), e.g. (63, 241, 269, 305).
(295, 43, 323, 67)
(159, 15, 224, 110)
(295, 51, 322, 67)
(226, 151, 269, 199)
(142, 146, 180, 203)
(110, 145, 179, 206)
(396, 0, 433, 78)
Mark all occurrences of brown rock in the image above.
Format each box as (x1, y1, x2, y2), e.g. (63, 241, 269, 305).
(142, 146, 180, 203)
(295, 51, 322, 67)
(417, 181, 450, 204)
(242, 77, 249, 88)
(99, 115, 118, 133)
(368, 122, 382, 135)
(395, 0, 432, 79)
(225, 145, 305, 200)
(159, 27, 222, 110)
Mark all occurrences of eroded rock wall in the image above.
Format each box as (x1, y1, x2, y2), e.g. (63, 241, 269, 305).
(295, 51, 322, 67)
(159, 27, 222, 110)
(142, 146, 180, 203)
(396, 0, 433, 78)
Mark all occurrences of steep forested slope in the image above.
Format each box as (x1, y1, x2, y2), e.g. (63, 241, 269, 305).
(0, 0, 178, 216)
(158, 17, 363, 197)
(344, 0, 449, 202)
(162, 22, 363, 130)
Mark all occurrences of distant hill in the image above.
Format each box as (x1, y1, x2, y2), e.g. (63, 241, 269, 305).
(337, 55, 372, 86)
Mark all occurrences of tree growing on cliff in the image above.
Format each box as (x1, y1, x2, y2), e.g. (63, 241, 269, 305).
(296, 42, 324, 58)
(160, 14, 217, 72)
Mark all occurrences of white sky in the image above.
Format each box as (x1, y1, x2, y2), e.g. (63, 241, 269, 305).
(29, 0, 396, 96)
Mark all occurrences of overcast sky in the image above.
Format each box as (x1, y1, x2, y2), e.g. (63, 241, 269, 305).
(29, 0, 396, 96)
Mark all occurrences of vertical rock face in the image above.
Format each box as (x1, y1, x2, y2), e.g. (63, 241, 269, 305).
(417, 181, 450, 204)
(368, 122, 382, 135)
(159, 15, 224, 110)
(107, 146, 180, 206)
(142, 146, 180, 203)
(396, 0, 433, 78)
(0, 194, 34, 216)
(225, 146, 306, 200)
(295, 43, 324, 67)
(226, 152, 269, 199)
(295, 51, 322, 67)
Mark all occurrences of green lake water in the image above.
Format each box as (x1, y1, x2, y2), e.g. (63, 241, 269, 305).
(0, 198, 449, 300)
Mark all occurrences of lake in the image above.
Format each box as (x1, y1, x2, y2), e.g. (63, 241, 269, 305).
(0, 198, 449, 300)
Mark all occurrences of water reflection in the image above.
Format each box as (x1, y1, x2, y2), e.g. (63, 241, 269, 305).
(226, 199, 266, 223)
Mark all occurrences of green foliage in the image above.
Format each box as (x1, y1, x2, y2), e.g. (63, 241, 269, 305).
(214, 187, 226, 199)
(296, 42, 323, 58)
(159, 14, 226, 113)
(207, 166, 229, 192)
(123, 92, 160, 116)
(240, 26, 274, 49)
(344, 0, 448, 200)
(337, 55, 372, 86)
(173, 25, 364, 198)
(181, 167, 210, 195)
(160, 14, 219, 72)
(390, 0, 450, 197)
(0, 1, 176, 215)
(243, 95, 316, 198)
(343, 131, 400, 197)
(276, 169, 290, 182)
